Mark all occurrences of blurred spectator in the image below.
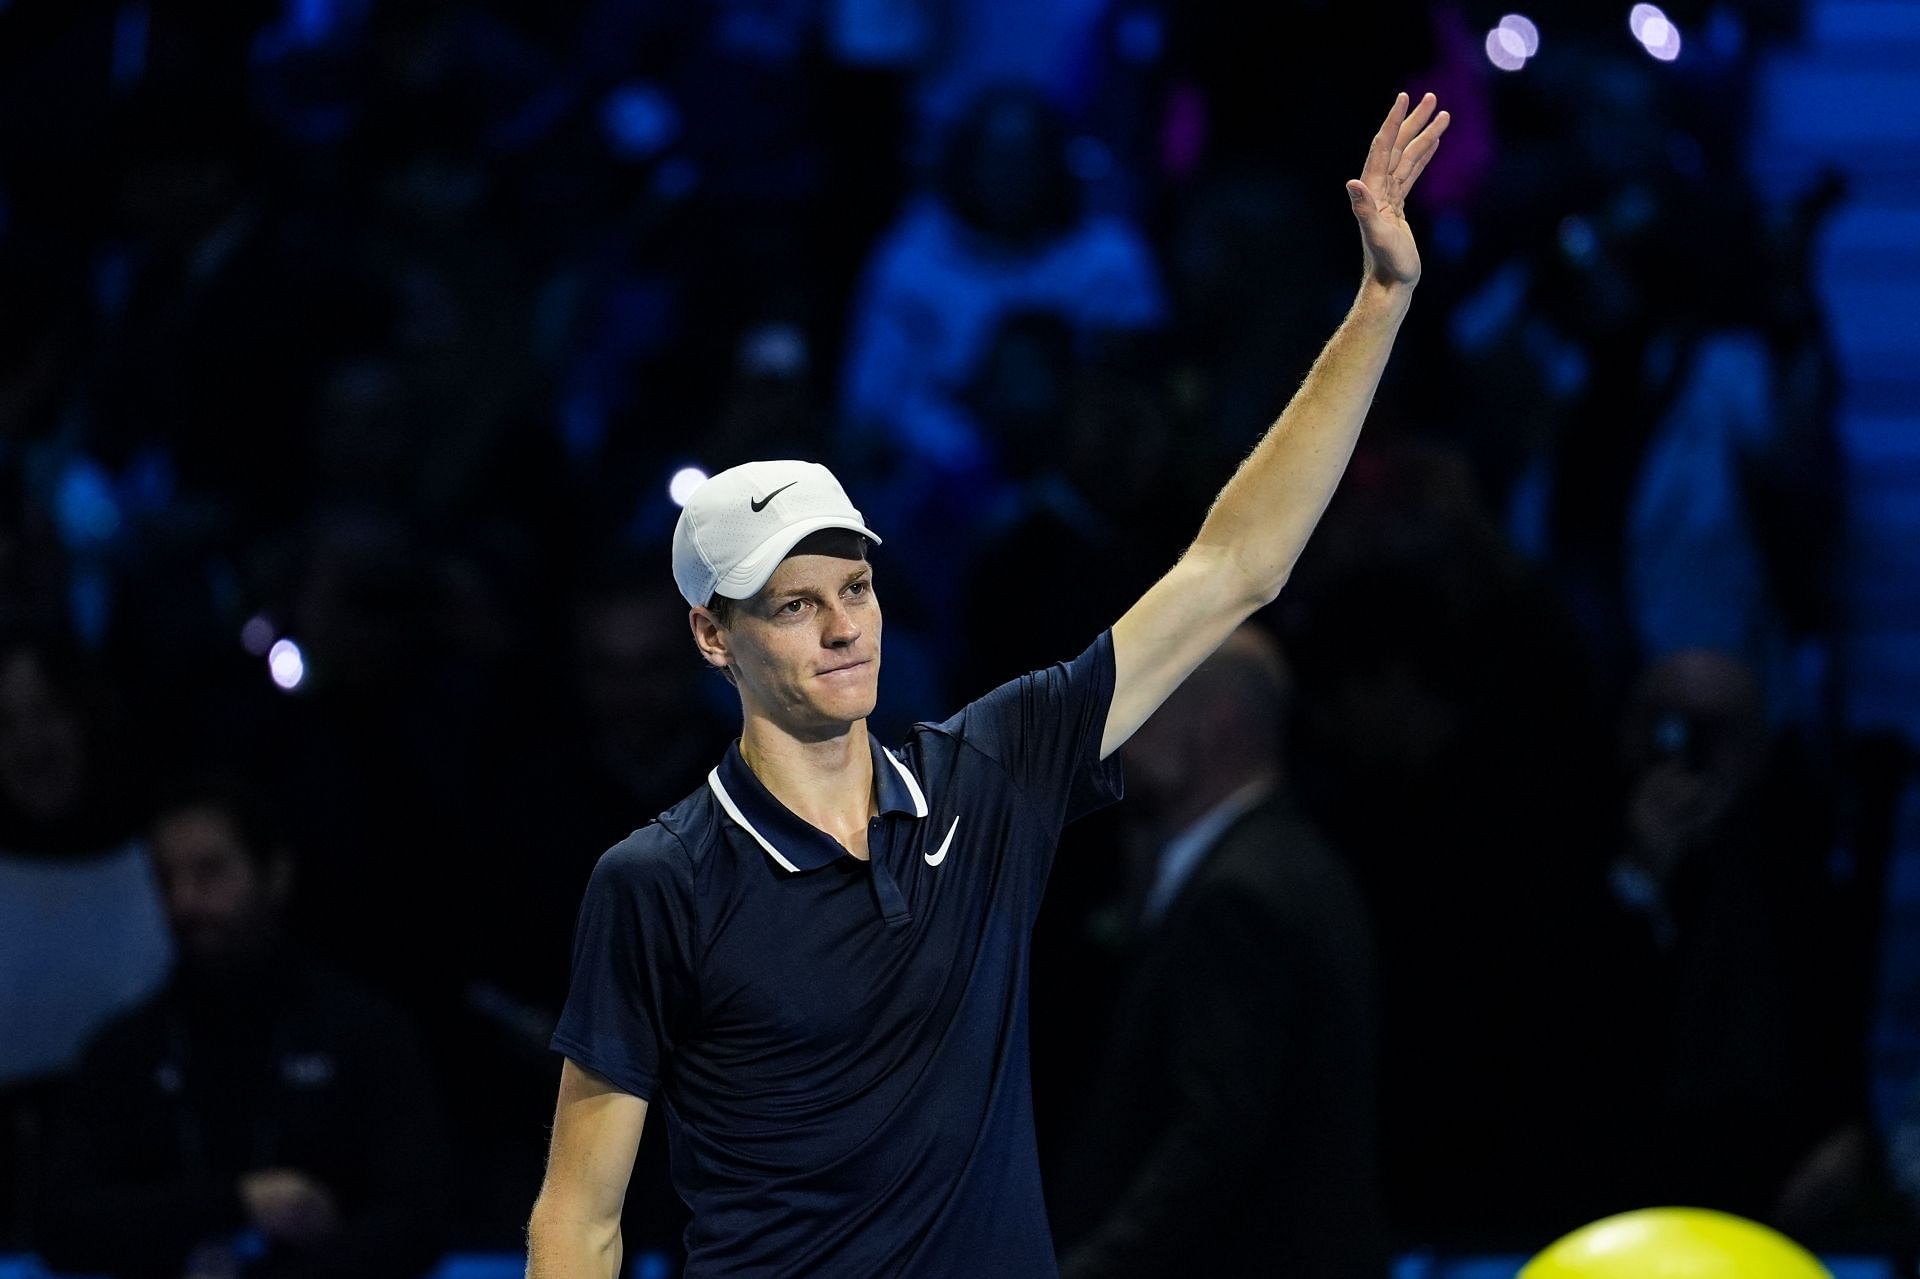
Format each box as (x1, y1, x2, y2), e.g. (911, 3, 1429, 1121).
(1585, 648, 1847, 1220)
(1445, 53, 1843, 724)
(0, 632, 169, 1091)
(35, 781, 450, 1279)
(841, 84, 1163, 478)
(1052, 624, 1386, 1279)
(1162, 170, 1352, 457)
(955, 317, 1193, 698)
(1624, 175, 1846, 729)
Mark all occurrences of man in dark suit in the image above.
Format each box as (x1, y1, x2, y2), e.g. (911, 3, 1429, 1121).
(34, 783, 450, 1279)
(1053, 623, 1387, 1279)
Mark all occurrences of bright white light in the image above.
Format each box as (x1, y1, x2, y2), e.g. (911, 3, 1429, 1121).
(1485, 27, 1527, 71)
(240, 615, 276, 656)
(1630, 5, 1681, 60)
(1499, 14, 1540, 56)
(669, 467, 709, 508)
(268, 639, 306, 691)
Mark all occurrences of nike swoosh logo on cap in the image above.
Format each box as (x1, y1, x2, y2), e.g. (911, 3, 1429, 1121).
(750, 481, 799, 512)
(925, 816, 958, 867)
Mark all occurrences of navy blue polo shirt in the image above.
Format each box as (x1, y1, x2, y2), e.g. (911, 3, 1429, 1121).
(552, 631, 1123, 1277)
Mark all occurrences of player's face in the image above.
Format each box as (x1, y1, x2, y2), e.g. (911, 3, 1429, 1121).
(726, 554, 881, 734)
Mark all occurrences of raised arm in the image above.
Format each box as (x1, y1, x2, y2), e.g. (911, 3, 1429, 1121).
(1102, 92, 1448, 759)
(526, 1059, 649, 1279)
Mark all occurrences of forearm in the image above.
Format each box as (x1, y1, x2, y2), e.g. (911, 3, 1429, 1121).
(526, 1202, 623, 1279)
(530, 1061, 645, 1279)
(1191, 279, 1413, 596)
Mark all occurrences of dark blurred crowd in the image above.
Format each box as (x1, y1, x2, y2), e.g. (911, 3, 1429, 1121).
(0, 0, 1907, 1275)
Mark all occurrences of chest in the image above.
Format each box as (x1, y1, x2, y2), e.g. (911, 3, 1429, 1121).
(688, 804, 1030, 1065)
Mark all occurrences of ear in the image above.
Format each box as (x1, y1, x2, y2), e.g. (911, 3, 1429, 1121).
(689, 607, 732, 675)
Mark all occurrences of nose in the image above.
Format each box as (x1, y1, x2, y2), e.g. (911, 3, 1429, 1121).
(822, 599, 861, 649)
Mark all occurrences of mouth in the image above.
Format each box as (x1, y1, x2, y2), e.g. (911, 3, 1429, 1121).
(816, 659, 871, 678)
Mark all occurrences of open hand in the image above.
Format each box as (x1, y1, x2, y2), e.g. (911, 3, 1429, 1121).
(1348, 92, 1450, 289)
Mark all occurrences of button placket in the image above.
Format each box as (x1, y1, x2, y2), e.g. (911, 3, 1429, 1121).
(865, 819, 911, 926)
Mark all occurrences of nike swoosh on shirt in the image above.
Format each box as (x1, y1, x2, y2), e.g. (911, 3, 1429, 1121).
(924, 816, 959, 867)
(750, 482, 799, 512)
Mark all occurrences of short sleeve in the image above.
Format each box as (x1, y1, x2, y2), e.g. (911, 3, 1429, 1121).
(936, 630, 1125, 826)
(550, 828, 698, 1101)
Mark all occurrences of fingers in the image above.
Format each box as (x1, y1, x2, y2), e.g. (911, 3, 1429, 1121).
(1396, 110, 1451, 193)
(1389, 93, 1438, 171)
(1361, 92, 1447, 202)
(1363, 92, 1407, 185)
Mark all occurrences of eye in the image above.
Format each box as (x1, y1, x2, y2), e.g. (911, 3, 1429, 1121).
(779, 599, 808, 615)
(846, 579, 870, 597)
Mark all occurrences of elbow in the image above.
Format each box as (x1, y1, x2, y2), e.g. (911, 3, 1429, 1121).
(1184, 543, 1287, 613)
(1248, 570, 1287, 610)
(526, 1194, 622, 1272)
(1229, 555, 1288, 611)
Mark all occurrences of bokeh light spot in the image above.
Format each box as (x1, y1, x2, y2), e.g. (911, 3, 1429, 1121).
(1499, 14, 1540, 56)
(1485, 27, 1527, 71)
(268, 639, 306, 691)
(241, 615, 276, 656)
(670, 467, 709, 508)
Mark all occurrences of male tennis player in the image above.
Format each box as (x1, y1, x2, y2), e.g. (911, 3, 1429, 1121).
(528, 92, 1448, 1277)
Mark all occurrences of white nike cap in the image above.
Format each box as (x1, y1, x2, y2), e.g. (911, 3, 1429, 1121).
(671, 460, 883, 608)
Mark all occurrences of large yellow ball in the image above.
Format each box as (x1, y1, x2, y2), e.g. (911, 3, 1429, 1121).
(1520, 1207, 1831, 1278)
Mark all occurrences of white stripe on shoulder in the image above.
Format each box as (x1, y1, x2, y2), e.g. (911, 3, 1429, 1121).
(882, 748, 929, 818)
(707, 768, 803, 873)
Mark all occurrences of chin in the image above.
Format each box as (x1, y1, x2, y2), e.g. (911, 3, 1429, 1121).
(812, 678, 879, 727)
(821, 688, 879, 725)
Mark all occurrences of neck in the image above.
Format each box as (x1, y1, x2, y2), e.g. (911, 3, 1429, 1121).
(739, 715, 878, 849)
